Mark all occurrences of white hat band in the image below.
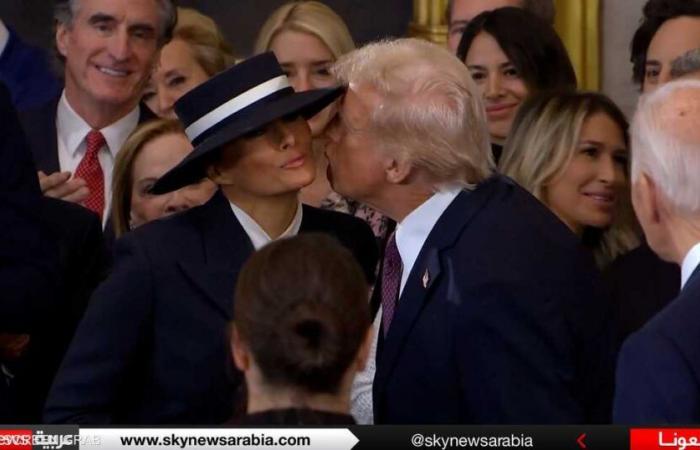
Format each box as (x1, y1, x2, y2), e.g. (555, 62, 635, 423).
(185, 75, 291, 142)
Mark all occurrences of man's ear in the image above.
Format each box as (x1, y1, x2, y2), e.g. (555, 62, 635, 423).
(55, 23, 70, 59)
(230, 325, 250, 372)
(385, 156, 412, 184)
(633, 172, 662, 227)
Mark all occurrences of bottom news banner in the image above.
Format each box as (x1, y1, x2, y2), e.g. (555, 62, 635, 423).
(2, 426, 699, 450)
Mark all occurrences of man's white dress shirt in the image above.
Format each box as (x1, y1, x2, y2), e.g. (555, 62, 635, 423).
(681, 242, 700, 290)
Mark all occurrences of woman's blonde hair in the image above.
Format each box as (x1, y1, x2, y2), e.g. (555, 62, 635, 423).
(170, 7, 235, 77)
(112, 119, 185, 237)
(499, 90, 640, 267)
(254, 1, 355, 59)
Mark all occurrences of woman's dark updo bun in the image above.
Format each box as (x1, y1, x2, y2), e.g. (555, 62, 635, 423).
(234, 233, 370, 394)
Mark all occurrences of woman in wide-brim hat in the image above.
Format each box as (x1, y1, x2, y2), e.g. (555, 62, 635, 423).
(44, 53, 378, 425)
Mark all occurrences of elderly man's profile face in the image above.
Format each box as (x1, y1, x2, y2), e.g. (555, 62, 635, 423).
(56, 0, 162, 109)
(323, 86, 389, 205)
(448, 0, 522, 52)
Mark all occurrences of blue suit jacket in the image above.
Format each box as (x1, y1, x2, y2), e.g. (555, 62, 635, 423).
(372, 176, 615, 424)
(44, 190, 377, 424)
(613, 265, 700, 424)
(0, 27, 61, 111)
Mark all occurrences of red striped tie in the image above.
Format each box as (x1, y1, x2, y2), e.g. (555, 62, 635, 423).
(75, 130, 105, 219)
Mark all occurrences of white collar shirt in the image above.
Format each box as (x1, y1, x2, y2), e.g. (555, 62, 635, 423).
(229, 201, 303, 250)
(56, 90, 140, 226)
(681, 242, 700, 290)
(395, 185, 463, 295)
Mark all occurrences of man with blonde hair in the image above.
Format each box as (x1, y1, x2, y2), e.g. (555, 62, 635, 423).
(325, 38, 614, 424)
(614, 79, 700, 424)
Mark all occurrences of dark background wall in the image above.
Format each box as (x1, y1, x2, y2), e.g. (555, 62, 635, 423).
(0, 0, 413, 57)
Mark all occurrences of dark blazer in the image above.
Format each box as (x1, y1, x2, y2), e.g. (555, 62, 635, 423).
(604, 242, 679, 344)
(372, 176, 616, 424)
(613, 264, 700, 424)
(0, 81, 59, 420)
(7, 197, 109, 423)
(44, 190, 377, 424)
(0, 27, 61, 111)
(0, 82, 59, 332)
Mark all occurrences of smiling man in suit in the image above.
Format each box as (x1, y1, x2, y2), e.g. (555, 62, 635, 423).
(18, 0, 174, 228)
(614, 79, 700, 424)
(326, 38, 615, 424)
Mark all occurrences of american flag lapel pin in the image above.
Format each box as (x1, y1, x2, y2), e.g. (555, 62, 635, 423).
(422, 269, 430, 288)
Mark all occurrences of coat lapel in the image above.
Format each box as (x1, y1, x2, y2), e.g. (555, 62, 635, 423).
(177, 190, 254, 318)
(374, 176, 505, 395)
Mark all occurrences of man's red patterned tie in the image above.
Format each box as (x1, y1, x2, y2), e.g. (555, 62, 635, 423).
(74, 130, 105, 219)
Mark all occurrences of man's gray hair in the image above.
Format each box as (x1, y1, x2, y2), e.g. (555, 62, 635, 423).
(331, 38, 493, 188)
(671, 48, 700, 80)
(631, 79, 700, 215)
(54, 0, 176, 46)
(446, 0, 555, 25)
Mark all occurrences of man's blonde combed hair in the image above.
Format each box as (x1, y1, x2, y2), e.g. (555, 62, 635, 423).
(332, 38, 493, 188)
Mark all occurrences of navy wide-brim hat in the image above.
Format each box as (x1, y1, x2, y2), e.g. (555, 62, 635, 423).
(150, 52, 343, 194)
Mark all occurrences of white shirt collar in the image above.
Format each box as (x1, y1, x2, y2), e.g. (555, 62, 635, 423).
(56, 90, 140, 159)
(395, 185, 462, 294)
(681, 242, 700, 289)
(229, 201, 303, 250)
(0, 20, 9, 56)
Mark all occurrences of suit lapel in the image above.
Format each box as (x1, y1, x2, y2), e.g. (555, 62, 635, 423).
(374, 176, 504, 394)
(177, 190, 254, 318)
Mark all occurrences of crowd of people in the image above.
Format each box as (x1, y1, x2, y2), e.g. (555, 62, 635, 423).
(2, 0, 700, 425)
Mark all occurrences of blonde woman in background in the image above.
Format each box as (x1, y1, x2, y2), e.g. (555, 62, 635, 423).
(143, 7, 236, 118)
(111, 119, 216, 237)
(499, 90, 639, 268)
(255, 1, 390, 242)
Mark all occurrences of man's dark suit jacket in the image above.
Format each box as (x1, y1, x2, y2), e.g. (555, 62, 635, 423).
(44, 190, 377, 424)
(7, 197, 109, 422)
(0, 82, 59, 331)
(372, 176, 615, 424)
(0, 81, 58, 420)
(604, 242, 679, 344)
(0, 27, 61, 111)
(613, 264, 700, 424)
